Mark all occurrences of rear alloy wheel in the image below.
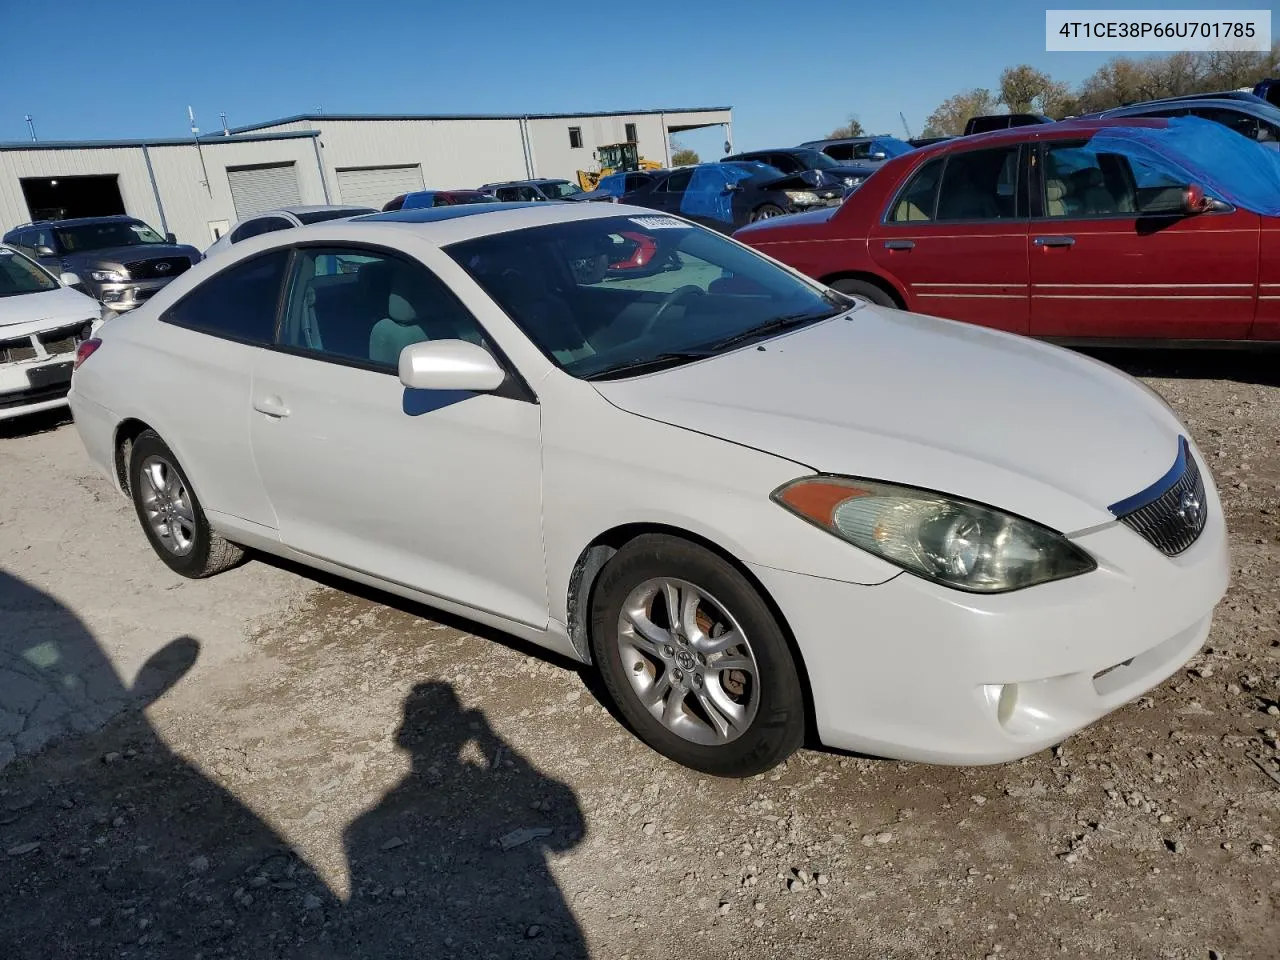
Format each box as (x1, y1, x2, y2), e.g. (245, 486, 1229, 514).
(830, 277, 898, 308)
(128, 430, 244, 578)
(750, 204, 785, 222)
(590, 534, 805, 776)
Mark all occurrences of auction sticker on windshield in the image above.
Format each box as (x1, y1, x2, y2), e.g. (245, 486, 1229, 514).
(629, 217, 690, 230)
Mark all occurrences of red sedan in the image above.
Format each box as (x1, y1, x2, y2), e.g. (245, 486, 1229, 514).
(734, 118, 1280, 342)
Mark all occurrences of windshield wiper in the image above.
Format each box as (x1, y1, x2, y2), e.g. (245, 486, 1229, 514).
(585, 350, 716, 381)
(705, 309, 841, 353)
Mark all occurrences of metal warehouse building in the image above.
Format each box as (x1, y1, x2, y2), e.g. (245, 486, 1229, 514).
(0, 107, 732, 248)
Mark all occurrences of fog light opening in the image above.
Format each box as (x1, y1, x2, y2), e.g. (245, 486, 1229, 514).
(997, 682, 1018, 727)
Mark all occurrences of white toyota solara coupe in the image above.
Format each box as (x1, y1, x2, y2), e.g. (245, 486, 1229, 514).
(68, 202, 1229, 776)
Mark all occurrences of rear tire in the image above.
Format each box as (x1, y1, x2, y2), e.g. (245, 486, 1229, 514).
(589, 534, 805, 777)
(128, 430, 244, 579)
(830, 277, 898, 307)
(750, 203, 785, 222)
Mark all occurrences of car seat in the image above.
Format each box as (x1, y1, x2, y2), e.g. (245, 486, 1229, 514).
(367, 266, 466, 367)
(1044, 178, 1068, 216)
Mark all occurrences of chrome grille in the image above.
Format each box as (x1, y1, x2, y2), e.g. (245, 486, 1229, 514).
(123, 256, 190, 280)
(1113, 441, 1207, 556)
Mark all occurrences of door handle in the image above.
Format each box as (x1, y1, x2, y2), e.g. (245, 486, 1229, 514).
(253, 395, 290, 418)
(1033, 235, 1076, 248)
(883, 239, 915, 251)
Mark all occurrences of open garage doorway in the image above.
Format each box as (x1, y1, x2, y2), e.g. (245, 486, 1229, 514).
(20, 174, 125, 221)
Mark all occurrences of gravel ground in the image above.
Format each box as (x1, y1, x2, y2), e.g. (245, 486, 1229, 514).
(1, 350, 1278, 959)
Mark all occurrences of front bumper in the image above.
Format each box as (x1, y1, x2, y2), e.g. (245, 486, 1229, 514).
(91, 278, 173, 313)
(749, 485, 1229, 765)
(0, 355, 75, 421)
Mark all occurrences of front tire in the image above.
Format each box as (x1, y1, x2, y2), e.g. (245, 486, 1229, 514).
(128, 430, 244, 578)
(750, 203, 785, 222)
(589, 534, 805, 777)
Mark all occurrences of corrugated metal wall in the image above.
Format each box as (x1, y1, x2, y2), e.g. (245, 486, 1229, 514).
(144, 138, 326, 245)
(526, 113, 674, 182)
(307, 119, 528, 200)
(0, 110, 731, 248)
(0, 147, 162, 238)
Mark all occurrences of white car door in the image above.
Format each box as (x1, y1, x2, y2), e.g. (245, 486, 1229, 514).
(141, 249, 290, 532)
(248, 244, 548, 628)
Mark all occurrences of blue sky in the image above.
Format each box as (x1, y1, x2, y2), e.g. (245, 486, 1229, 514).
(0, 0, 1254, 156)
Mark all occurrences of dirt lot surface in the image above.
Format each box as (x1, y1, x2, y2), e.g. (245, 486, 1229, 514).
(1, 350, 1278, 960)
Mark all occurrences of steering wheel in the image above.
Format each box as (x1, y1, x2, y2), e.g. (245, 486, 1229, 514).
(640, 285, 705, 338)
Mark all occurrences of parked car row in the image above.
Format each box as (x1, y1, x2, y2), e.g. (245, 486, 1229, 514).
(733, 114, 1280, 344)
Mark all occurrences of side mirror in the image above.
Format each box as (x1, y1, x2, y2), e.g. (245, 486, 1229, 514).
(59, 272, 82, 287)
(398, 339, 506, 392)
(1181, 184, 1226, 215)
(870, 151, 888, 161)
(35, 245, 55, 258)
(165, 232, 178, 244)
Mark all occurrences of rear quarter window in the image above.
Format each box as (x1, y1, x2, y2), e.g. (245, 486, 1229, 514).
(162, 249, 290, 346)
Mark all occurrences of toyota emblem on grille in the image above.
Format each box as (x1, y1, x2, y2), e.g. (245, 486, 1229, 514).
(154, 262, 171, 273)
(1177, 489, 1203, 527)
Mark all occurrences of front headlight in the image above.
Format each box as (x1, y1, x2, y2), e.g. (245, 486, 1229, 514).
(89, 269, 127, 283)
(843, 176, 864, 188)
(784, 190, 820, 205)
(772, 476, 1096, 593)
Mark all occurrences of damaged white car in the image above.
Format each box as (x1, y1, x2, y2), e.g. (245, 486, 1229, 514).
(0, 245, 103, 422)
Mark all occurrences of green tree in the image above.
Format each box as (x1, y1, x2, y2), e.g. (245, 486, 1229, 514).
(826, 116, 866, 139)
(923, 88, 998, 137)
(998, 64, 1054, 113)
(671, 147, 700, 166)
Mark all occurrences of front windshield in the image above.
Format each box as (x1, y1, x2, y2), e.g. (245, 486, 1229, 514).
(0, 248, 59, 298)
(54, 220, 166, 252)
(447, 214, 849, 380)
(541, 181, 583, 198)
(870, 137, 914, 158)
(798, 150, 839, 170)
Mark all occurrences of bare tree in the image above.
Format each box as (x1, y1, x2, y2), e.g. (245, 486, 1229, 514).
(826, 116, 866, 139)
(923, 89, 998, 137)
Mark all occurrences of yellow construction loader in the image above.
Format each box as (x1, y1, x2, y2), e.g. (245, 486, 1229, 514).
(576, 141, 662, 191)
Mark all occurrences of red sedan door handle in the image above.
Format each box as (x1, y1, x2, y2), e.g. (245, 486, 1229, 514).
(883, 239, 915, 251)
(1033, 235, 1076, 248)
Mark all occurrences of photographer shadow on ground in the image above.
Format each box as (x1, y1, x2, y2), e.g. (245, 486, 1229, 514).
(338, 681, 589, 959)
(0, 569, 342, 958)
(1, 571, 590, 959)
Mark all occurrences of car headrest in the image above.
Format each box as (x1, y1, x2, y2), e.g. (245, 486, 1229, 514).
(1044, 179, 1067, 202)
(357, 260, 395, 303)
(387, 292, 418, 326)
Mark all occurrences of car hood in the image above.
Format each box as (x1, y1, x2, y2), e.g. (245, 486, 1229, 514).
(0, 285, 100, 330)
(591, 308, 1186, 533)
(64, 243, 199, 267)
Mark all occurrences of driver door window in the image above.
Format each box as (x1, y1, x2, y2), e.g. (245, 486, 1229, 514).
(279, 247, 487, 370)
(1042, 144, 1137, 218)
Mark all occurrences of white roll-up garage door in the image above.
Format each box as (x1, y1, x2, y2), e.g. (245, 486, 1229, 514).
(336, 165, 425, 209)
(226, 163, 302, 219)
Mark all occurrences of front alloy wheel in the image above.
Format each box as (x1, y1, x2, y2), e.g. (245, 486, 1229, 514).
(618, 578, 760, 746)
(590, 534, 805, 776)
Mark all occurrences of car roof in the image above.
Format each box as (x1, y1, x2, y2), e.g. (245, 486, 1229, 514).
(910, 117, 1170, 155)
(7, 214, 142, 232)
(349, 200, 670, 245)
(255, 205, 371, 216)
(1099, 97, 1274, 117)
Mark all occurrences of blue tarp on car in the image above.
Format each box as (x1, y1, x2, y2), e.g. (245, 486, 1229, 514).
(680, 165, 755, 225)
(1088, 115, 1280, 217)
